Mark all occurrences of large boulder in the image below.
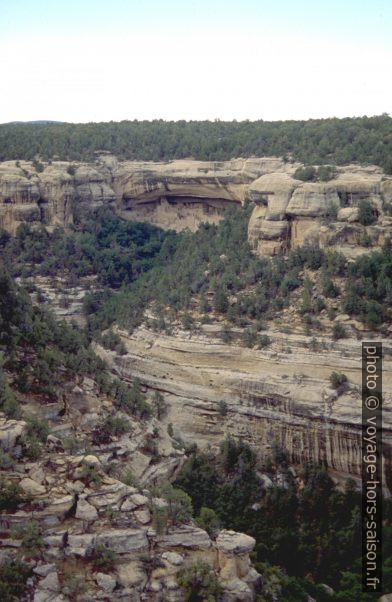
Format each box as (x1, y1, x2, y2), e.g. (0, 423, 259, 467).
(216, 530, 256, 555)
(0, 416, 26, 451)
(286, 184, 340, 217)
(154, 525, 212, 550)
(95, 528, 149, 553)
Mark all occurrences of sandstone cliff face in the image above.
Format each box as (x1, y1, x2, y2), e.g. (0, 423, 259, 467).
(98, 324, 392, 496)
(0, 396, 260, 600)
(247, 164, 392, 257)
(1, 157, 391, 257)
(0, 161, 115, 234)
(113, 158, 284, 231)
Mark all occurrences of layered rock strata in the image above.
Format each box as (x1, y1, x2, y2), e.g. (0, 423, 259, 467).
(1, 158, 391, 257)
(98, 324, 392, 495)
(0, 411, 260, 601)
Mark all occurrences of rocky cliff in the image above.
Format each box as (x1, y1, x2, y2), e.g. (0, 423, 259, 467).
(2, 157, 391, 257)
(96, 322, 392, 496)
(0, 387, 260, 601)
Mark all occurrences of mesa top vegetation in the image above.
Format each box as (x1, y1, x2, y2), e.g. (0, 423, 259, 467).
(0, 115, 392, 173)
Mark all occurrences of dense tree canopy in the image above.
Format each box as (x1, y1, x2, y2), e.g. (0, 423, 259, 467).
(2, 205, 392, 337)
(0, 115, 392, 172)
(174, 440, 392, 601)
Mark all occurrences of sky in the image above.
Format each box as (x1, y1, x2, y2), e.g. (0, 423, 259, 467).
(1, 0, 391, 123)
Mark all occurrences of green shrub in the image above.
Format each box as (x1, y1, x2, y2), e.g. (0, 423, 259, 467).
(294, 166, 317, 182)
(25, 414, 50, 443)
(162, 484, 193, 525)
(118, 469, 137, 487)
(258, 334, 271, 348)
(242, 327, 257, 347)
(217, 401, 228, 417)
(140, 554, 165, 575)
(0, 228, 11, 247)
(317, 165, 336, 182)
(323, 204, 338, 220)
(177, 560, 221, 601)
(329, 372, 348, 389)
(24, 436, 42, 460)
(181, 313, 195, 330)
(361, 300, 386, 329)
(313, 298, 326, 313)
(322, 276, 340, 298)
(0, 560, 31, 602)
(332, 322, 346, 340)
(91, 544, 116, 570)
(104, 414, 131, 436)
(153, 391, 167, 420)
(0, 478, 26, 511)
(0, 371, 22, 419)
(281, 269, 301, 294)
(220, 325, 234, 343)
(62, 570, 88, 600)
(213, 288, 229, 314)
(11, 520, 43, 554)
(100, 330, 127, 355)
(67, 165, 77, 176)
(358, 199, 377, 226)
(196, 507, 220, 538)
(0, 449, 14, 469)
(62, 435, 84, 454)
(32, 159, 44, 172)
(151, 503, 169, 535)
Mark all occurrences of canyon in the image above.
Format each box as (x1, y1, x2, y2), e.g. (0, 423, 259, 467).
(100, 320, 392, 496)
(2, 156, 391, 493)
(1, 156, 392, 259)
(1, 155, 392, 599)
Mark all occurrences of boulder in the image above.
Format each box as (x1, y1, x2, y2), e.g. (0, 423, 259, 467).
(256, 219, 289, 240)
(286, 184, 340, 217)
(87, 482, 130, 509)
(219, 578, 253, 602)
(247, 172, 297, 220)
(82, 454, 101, 467)
(95, 572, 117, 593)
(134, 508, 151, 525)
(337, 207, 359, 222)
(155, 525, 211, 550)
(33, 564, 57, 577)
(0, 416, 26, 451)
(19, 477, 46, 496)
(96, 528, 148, 553)
(39, 571, 60, 592)
(29, 466, 45, 485)
(75, 497, 98, 521)
(161, 551, 184, 566)
(42, 495, 75, 519)
(116, 560, 147, 589)
(216, 530, 256, 555)
(66, 533, 95, 557)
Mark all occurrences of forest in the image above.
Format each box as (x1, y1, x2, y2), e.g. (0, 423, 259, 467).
(174, 439, 392, 602)
(2, 205, 391, 338)
(1, 205, 392, 600)
(1, 115, 392, 173)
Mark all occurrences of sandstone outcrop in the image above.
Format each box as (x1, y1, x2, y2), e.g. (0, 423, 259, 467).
(2, 157, 391, 257)
(98, 323, 392, 496)
(0, 399, 261, 601)
(0, 411, 260, 600)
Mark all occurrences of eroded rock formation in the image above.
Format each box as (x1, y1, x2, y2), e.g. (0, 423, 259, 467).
(97, 324, 392, 496)
(0, 405, 260, 601)
(2, 157, 391, 257)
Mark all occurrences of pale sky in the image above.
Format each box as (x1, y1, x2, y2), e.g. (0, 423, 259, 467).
(1, 0, 391, 123)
